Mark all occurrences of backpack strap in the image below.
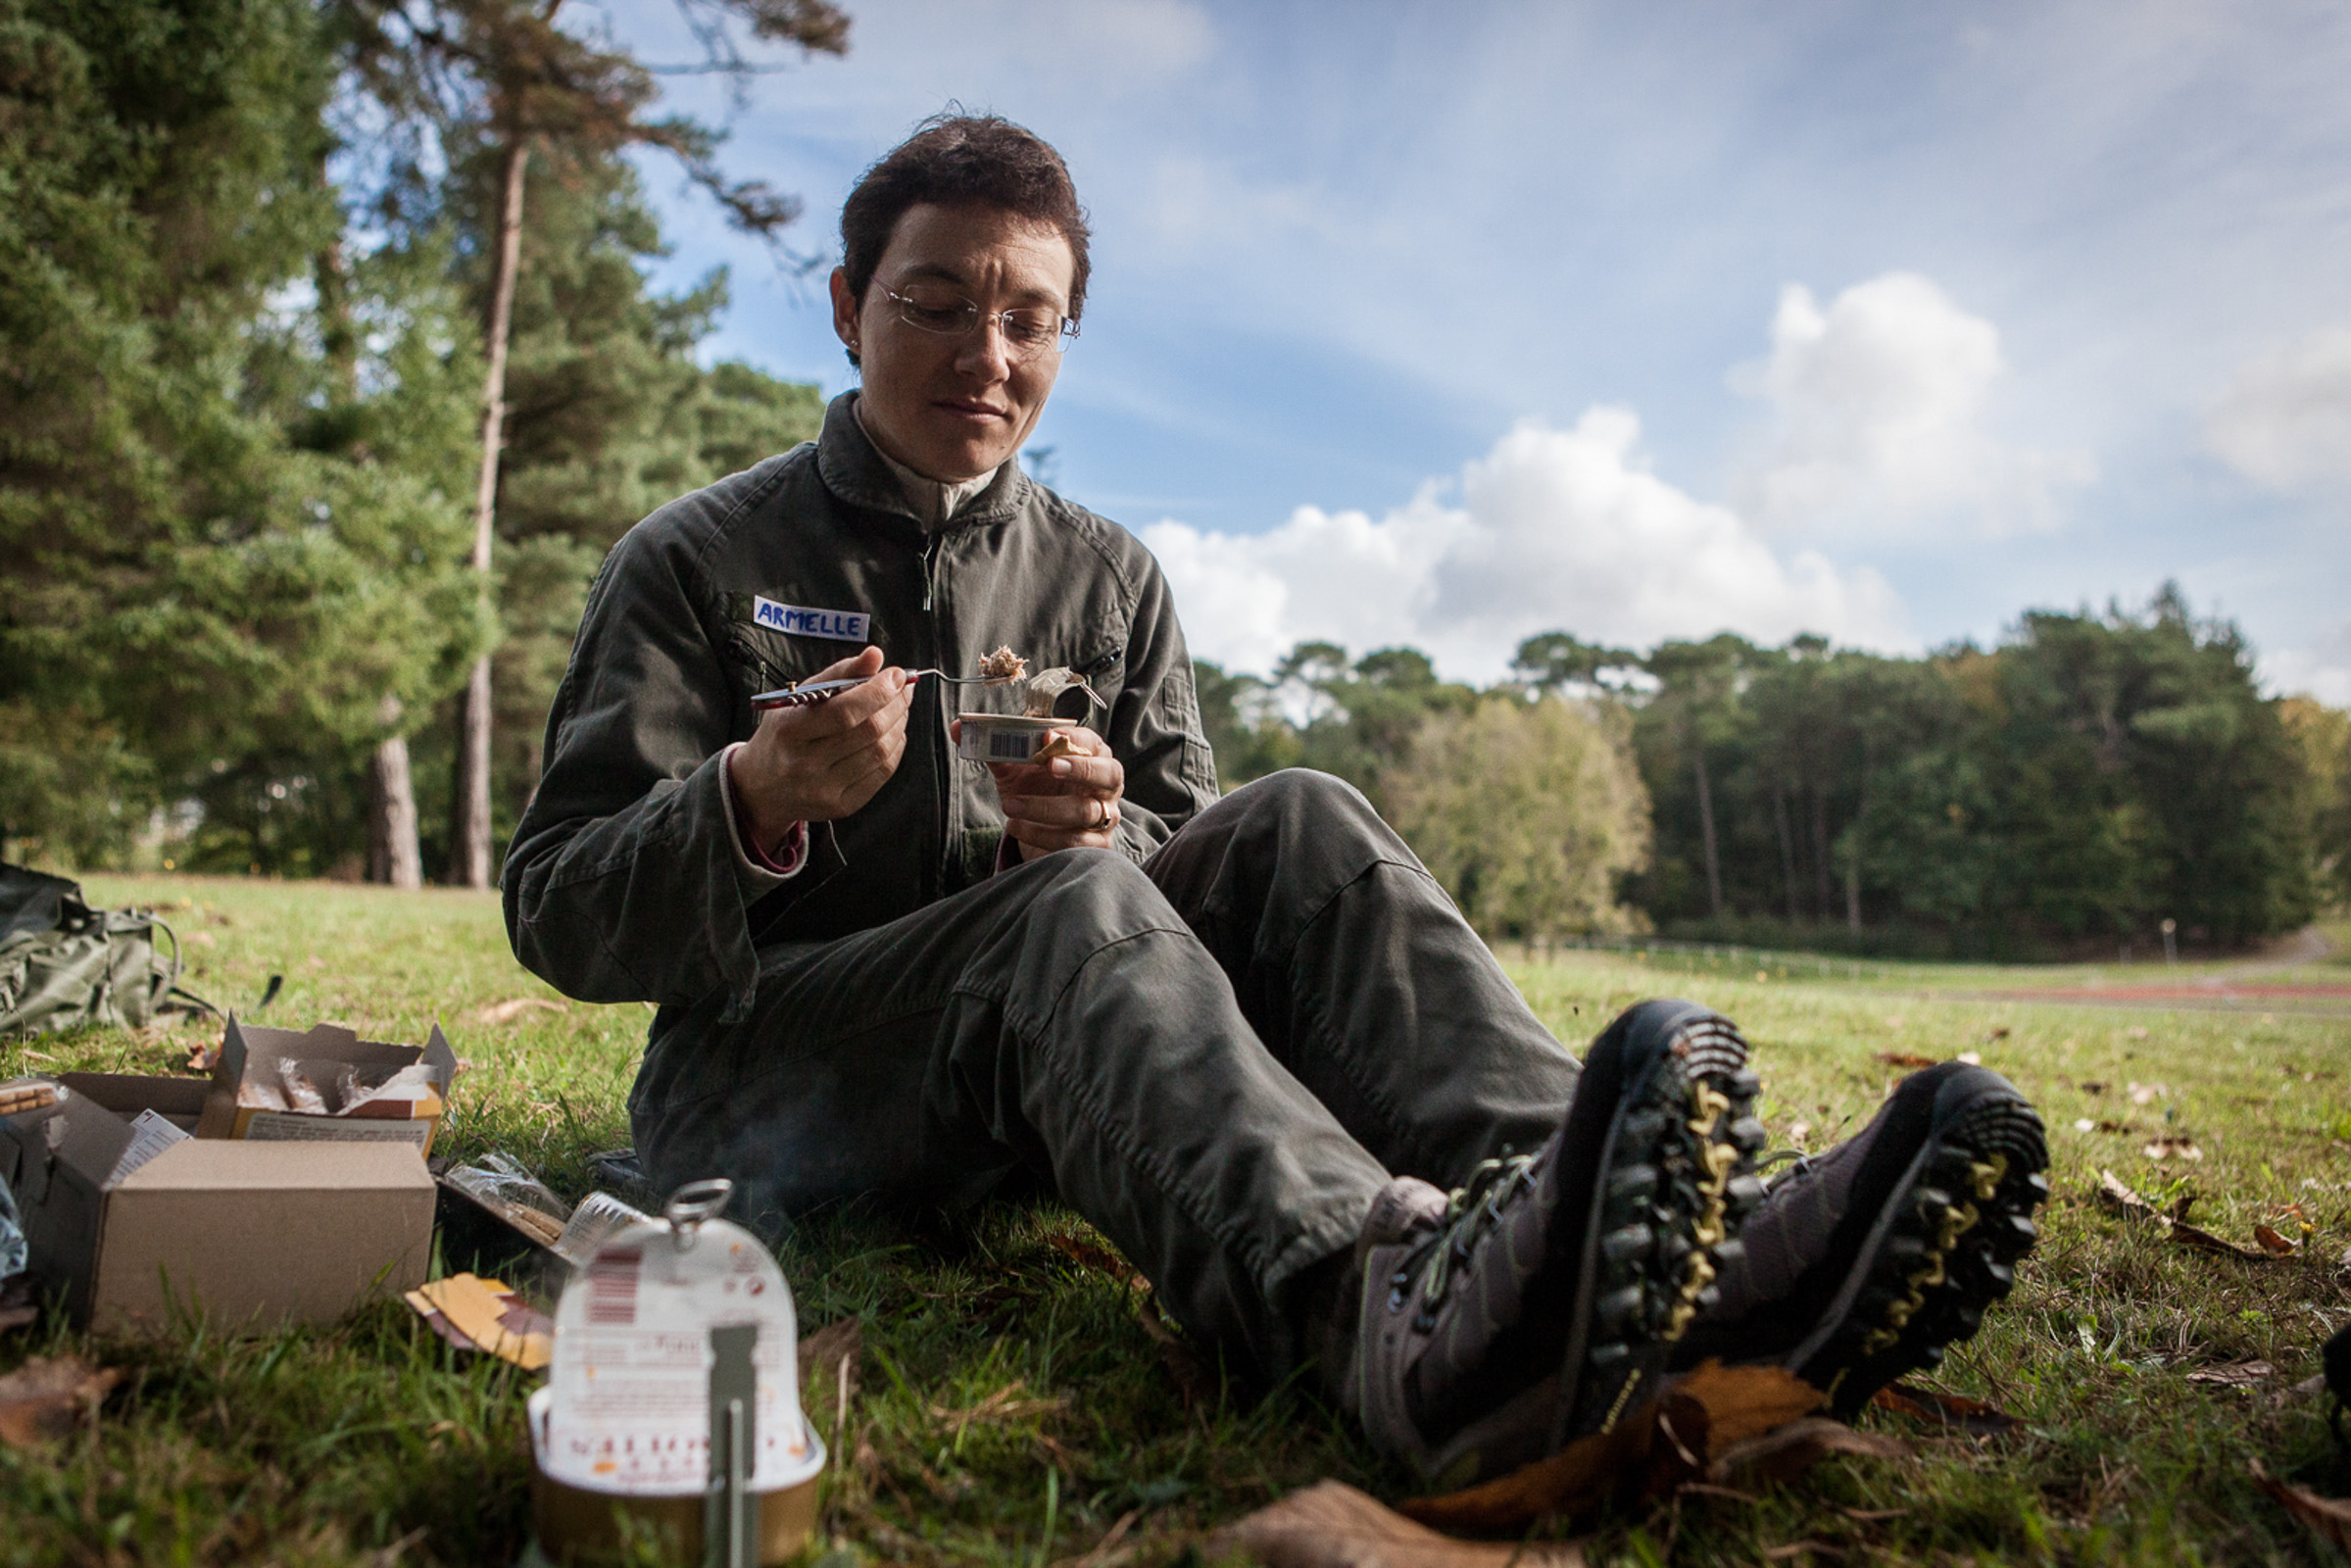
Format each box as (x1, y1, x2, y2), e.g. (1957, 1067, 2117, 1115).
(145, 915, 220, 1018)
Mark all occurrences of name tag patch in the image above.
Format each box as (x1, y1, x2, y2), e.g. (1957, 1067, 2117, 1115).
(753, 597, 870, 643)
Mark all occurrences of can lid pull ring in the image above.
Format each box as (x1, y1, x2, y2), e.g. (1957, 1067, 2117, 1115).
(663, 1178, 733, 1251)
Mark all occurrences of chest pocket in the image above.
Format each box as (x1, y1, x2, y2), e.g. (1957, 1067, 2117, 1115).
(1067, 643, 1126, 720)
(718, 593, 843, 700)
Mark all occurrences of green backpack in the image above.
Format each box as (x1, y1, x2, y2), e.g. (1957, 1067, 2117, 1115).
(0, 862, 215, 1036)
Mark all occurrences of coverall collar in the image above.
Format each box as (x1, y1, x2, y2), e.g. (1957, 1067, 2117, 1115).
(818, 391, 1028, 531)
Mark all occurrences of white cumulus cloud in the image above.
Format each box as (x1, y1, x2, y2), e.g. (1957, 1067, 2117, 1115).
(1144, 407, 1908, 684)
(2208, 325, 2351, 494)
(2263, 623, 2351, 707)
(1733, 272, 2093, 537)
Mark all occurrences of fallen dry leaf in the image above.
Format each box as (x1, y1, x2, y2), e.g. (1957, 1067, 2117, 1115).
(1137, 1288, 1218, 1412)
(181, 1040, 218, 1073)
(0, 1355, 123, 1448)
(2078, 1080, 2108, 1095)
(1986, 1026, 2011, 1041)
(1400, 1363, 1825, 1535)
(1048, 1231, 1143, 1287)
(1761, 1542, 1845, 1561)
(1215, 1480, 1588, 1568)
(2095, 1170, 2283, 1261)
(1400, 1404, 1662, 1533)
(2250, 1458, 2351, 1550)
(2185, 1359, 2274, 1387)
(2128, 1082, 2166, 1105)
(1676, 1359, 1827, 1447)
(2140, 1134, 2201, 1162)
(1875, 1053, 1939, 1069)
(471, 998, 567, 1026)
(2252, 1225, 2296, 1256)
(1870, 1382, 2021, 1438)
(1709, 1418, 1912, 1488)
(2093, 1169, 2157, 1219)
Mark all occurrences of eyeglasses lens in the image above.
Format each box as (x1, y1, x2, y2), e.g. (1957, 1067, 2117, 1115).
(889, 289, 1072, 357)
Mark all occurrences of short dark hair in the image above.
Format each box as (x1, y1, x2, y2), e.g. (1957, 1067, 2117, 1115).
(839, 113, 1091, 352)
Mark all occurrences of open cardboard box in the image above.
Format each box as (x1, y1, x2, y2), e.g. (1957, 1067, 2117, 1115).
(0, 1070, 436, 1336)
(197, 1016, 458, 1155)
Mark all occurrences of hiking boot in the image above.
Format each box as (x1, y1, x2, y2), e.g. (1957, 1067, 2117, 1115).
(1673, 1060, 2048, 1416)
(1343, 999, 1765, 1483)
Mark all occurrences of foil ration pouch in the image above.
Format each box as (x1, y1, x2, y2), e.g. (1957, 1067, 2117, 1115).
(535, 1183, 821, 1497)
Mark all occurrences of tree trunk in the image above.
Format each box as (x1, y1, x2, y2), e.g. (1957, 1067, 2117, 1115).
(367, 697, 422, 889)
(1772, 780, 1799, 923)
(1811, 784, 1834, 919)
(1691, 732, 1724, 919)
(449, 134, 529, 888)
(1844, 766, 1872, 934)
(318, 218, 425, 889)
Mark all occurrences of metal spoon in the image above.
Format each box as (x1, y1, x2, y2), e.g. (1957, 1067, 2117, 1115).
(749, 668, 1017, 711)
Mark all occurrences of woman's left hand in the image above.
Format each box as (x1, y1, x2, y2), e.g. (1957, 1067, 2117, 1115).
(972, 724, 1125, 859)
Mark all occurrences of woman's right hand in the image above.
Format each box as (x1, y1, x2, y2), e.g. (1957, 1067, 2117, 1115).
(726, 646, 912, 853)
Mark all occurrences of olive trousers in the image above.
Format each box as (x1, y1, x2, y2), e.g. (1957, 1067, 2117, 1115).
(630, 769, 1581, 1380)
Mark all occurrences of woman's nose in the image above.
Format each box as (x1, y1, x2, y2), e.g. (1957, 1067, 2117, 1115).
(954, 317, 1014, 377)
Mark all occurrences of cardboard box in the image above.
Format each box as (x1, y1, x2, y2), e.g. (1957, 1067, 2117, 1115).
(0, 1072, 435, 1335)
(197, 1016, 458, 1155)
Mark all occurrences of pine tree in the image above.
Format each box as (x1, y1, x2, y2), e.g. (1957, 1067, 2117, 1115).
(0, 0, 483, 874)
(332, 0, 848, 885)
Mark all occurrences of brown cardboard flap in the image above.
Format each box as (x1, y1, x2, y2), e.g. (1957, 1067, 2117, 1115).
(91, 1140, 435, 1336)
(198, 1015, 458, 1139)
(6, 1081, 438, 1336)
(0, 1095, 109, 1321)
(58, 1073, 209, 1130)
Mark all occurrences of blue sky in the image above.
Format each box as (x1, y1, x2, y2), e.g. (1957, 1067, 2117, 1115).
(589, 0, 2351, 697)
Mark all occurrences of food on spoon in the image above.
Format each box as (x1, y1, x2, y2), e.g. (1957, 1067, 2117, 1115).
(979, 645, 1028, 682)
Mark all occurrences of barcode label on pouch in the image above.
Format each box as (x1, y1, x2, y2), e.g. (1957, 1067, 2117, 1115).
(585, 1249, 640, 1325)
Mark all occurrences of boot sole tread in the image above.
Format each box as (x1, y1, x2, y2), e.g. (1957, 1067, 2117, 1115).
(1567, 1015, 1759, 1440)
(1799, 1093, 2049, 1417)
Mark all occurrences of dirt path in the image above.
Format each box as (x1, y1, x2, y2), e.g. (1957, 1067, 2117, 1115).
(1964, 926, 2351, 1016)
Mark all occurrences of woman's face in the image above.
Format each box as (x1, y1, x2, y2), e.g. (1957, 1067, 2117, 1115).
(830, 202, 1075, 482)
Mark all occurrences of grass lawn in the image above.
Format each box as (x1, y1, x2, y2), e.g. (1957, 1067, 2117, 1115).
(5, 873, 2350, 1565)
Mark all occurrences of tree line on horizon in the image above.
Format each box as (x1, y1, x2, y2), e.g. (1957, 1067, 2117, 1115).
(1198, 586, 2351, 958)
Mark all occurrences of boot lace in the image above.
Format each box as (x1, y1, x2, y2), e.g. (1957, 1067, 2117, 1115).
(1390, 1149, 1543, 1332)
(1754, 1148, 1816, 1193)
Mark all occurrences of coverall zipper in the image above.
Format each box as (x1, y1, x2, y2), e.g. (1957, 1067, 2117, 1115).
(921, 531, 951, 896)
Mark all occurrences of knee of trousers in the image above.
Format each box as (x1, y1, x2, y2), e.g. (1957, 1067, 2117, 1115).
(1232, 767, 1373, 820)
(1223, 768, 1407, 859)
(1011, 845, 1184, 941)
